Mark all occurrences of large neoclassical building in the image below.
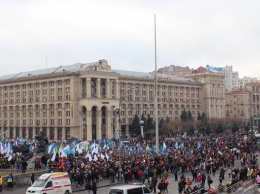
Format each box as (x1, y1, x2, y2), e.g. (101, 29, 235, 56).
(0, 59, 225, 141)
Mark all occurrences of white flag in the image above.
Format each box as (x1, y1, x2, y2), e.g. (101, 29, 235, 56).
(51, 152, 56, 161)
(8, 154, 12, 161)
(93, 154, 98, 161)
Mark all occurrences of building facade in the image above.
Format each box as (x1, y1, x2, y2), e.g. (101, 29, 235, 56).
(0, 59, 226, 141)
(186, 72, 225, 119)
(224, 81, 260, 128)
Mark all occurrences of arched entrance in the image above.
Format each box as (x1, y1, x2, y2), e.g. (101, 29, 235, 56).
(101, 106, 107, 139)
(91, 106, 97, 140)
(81, 106, 87, 140)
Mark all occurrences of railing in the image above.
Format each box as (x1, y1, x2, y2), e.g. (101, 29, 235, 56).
(190, 179, 256, 194)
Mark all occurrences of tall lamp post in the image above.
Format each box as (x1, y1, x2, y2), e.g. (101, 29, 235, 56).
(114, 85, 139, 181)
(114, 93, 131, 182)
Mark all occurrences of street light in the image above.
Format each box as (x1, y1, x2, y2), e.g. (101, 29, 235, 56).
(114, 93, 132, 182)
(114, 85, 139, 181)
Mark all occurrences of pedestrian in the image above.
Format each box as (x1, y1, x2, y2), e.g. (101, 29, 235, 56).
(92, 181, 97, 194)
(186, 177, 192, 189)
(164, 178, 169, 193)
(6, 173, 13, 190)
(0, 175, 2, 192)
(31, 173, 35, 186)
(85, 181, 92, 194)
(228, 168, 231, 178)
(207, 175, 213, 189)
(157, 179, 165, 194)
(22, 158, 28, 173)
(152, 176, 158, 193)
(178, 179, 184, 194)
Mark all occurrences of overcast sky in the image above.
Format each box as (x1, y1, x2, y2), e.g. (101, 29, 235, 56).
(0, 0, 260, 78)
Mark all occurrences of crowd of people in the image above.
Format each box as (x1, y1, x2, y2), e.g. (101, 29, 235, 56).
(0, 131, 259, 193)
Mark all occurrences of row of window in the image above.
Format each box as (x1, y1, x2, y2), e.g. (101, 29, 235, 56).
(0, 79, 71, 91)
(0, 87, 71, 98)
(120, 82, 201, 92)
(0, 110, 71, 118)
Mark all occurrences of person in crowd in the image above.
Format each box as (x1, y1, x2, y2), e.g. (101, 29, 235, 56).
(91, 181, 97, 194)
(6, 173, 13, 190)
(0, 175, 3, 192)
(157, 179, 165, 194)
(85, 181, 92, 194)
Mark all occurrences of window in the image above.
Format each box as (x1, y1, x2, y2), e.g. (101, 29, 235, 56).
(45, 181, 52, 188)
(66, 119, 70, 125)
(127, 187, 144, 194)
(58, 119, 62, 125)
(66, 87, 70, 93)
(65, 79, 70, 85)
(57, 80, 62, 85)
(42, 82, 47, 87)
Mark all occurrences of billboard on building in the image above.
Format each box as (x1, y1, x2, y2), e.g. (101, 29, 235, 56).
(206, 64, 224, 72)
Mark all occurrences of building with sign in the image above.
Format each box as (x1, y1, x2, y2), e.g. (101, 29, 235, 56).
(0, 59, 226, 141)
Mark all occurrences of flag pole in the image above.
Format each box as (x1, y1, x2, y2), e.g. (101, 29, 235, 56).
(154, 14, 159, 155)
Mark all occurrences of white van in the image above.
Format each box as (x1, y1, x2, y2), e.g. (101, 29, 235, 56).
(26, 172, 72, 194)
(108, 185, 152, 194)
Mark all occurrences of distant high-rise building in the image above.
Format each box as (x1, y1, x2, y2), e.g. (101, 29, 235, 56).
(224, 65, 239, 91)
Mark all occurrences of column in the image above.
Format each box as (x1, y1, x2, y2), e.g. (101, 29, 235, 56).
(106, 111, 112, 139)
(86, 111, 92, 141)
(106, 79, 110, 99)
(86, 78, 91, 98)
(96, 78, 101, 98)
(96, 111, 101, 140)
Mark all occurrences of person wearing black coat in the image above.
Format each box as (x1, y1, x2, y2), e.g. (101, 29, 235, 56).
(152, 176, 158, 193)
(85, 181, 92, 194)
(31, 173, 35, 185)
(157, 179, 165, 194)
(92, 181, 97, 194)
(21, 159, 28, 174)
